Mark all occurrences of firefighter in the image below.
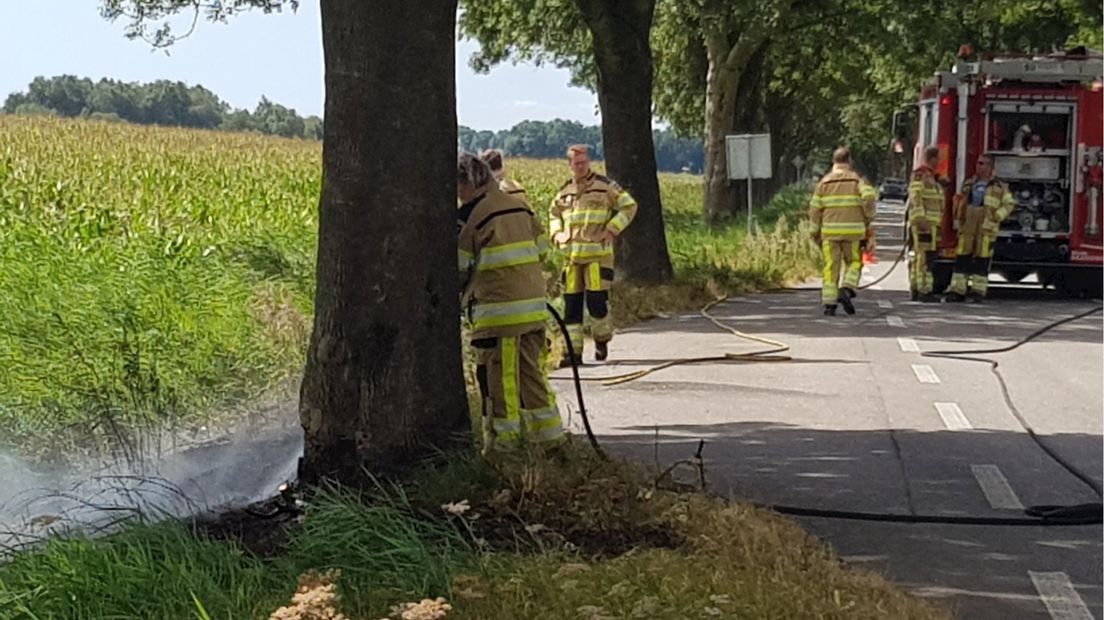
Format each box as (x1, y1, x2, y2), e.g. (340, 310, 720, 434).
(550, 144, 637, 365)
(457, 153, 564, 452)
(808, 147, 877, 315)
(907, 146, 946, 302)
(945, 153, 1015, 302)
(480, 148, 531, 207)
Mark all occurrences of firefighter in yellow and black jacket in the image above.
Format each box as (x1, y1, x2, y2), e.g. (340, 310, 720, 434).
(945, 153, 1014, 303)
(457, 153, 564, 452)
(808, 147, 877, 315)
(550, 144, 637, 365)
(907, 146, 947, 303)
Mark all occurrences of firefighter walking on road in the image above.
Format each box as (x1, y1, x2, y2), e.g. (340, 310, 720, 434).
(908, 146, 947, 303)
(945, 154, 1014, 303)
(457, 153, 564, 453)
(808, 147, 877, 315)
(551, 144, 637, 365)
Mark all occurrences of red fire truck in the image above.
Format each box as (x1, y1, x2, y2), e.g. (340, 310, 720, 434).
(909, 50, 1103, 298)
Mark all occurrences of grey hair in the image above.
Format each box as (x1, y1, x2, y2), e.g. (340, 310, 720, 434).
(458, 152, 494, 189)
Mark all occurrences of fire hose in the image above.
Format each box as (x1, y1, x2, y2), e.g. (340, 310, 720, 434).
(547, 254, 1103, 526)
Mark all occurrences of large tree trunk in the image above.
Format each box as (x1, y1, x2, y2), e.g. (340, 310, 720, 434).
(299, 0, 466, 486)
(575, 0, 674, 284)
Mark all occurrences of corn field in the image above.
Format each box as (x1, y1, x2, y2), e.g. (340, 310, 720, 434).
(0, 116, 817, 463)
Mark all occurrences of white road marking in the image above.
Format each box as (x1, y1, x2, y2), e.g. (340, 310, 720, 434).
(934, 402, 972, 430)
(1029, 571, 1094, 620)
(887, 315, 906, 328)
(971, 464, 1024, 510)
(877, 300, 893, 309)
(912, 364, 940, 383)
(897, 337, 920, 353)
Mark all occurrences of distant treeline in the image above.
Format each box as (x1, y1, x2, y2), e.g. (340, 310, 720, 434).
(3, 75, 322, 139)
(5, 75, 704, 172)
(460, 120, 704, 173)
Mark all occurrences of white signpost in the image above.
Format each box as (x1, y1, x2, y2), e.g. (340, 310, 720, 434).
(725, 133, 772, 234)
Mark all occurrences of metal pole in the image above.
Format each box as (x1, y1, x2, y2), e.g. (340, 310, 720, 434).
(746, 138, 753, 235)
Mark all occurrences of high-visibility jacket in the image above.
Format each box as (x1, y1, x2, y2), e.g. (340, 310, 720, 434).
(498, 176, 530, 208)
(952, 176, 1015, 237)
(808, 164, 877, 240)
(550, 171, 637, 263)
(907, 165, 945, 228)
(458, 183, 550, 339)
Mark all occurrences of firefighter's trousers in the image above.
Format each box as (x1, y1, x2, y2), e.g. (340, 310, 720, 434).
(909, 227, 939, 295)
(473, 328, 565, 450)
(948, 231, 995, 297)
(821, 239, 862, 305)
(562, 258, 614, 355)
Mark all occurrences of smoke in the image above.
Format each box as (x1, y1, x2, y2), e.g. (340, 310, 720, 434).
(0, 413, 303, 553)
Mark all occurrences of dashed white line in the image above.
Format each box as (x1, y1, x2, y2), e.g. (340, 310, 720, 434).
(1029, 571, 1094, 620)
(897, 337, 920, 352)
(934, 402, 972, 430)
(911, 364, 940, 384)
(971, 464, 1024, 510)
(877, 300, 893, 309)
(886, 315, 905, 328)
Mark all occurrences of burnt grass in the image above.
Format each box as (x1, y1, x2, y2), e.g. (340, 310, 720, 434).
(192, 442, 689, 561)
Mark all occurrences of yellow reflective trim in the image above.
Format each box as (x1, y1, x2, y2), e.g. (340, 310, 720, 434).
(502, 337, 520, 434)
(819, 195, 863, 208)
(608, 212, 630, 233)
(588, 262, 602, 292)
(476, 240, 541, 271)
(616, 192, 636, 208)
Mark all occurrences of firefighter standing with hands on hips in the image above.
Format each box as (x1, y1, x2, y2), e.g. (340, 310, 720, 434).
(907, 146, 947, 303)
(457, 153, 565, 454)
(945, 153, 1014, 303)
(808, 147, 877, 315)
(550, 144, 637, 366)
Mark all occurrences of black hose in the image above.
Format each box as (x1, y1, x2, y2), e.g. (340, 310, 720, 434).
(762, 305, 1104, 526)
(546, 303, 607, 460)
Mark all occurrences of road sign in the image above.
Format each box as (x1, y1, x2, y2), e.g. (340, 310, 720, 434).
(725, 134, 772, 234)
(725, 134, 772, 180)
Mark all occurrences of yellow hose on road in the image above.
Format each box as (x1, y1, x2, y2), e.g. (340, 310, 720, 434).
(567, 296, 792, 387)
(560, 243, 908, 387)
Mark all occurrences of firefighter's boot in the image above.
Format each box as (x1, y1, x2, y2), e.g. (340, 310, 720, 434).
(943, 292, 966, 303)
(559, 353, 583, 369)
(594, 340, 609, 362)
(823, 304, 838, 316)
(838, 288, 856, 315)
(919, 292, 940, 303)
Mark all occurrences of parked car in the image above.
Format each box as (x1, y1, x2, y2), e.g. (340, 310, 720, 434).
(878, 177, 908, 202)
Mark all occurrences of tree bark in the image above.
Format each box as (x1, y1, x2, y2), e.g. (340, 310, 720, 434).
(299, 0, 466, 486)
(575, 0, 674, 284)
(700, 1, 795, 225)
(702, 34, 745, 225)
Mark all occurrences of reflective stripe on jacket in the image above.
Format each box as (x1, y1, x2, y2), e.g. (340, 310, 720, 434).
(459, 183, 549, 338)
(907, 166, 945, 226)
(952, 176, 1015, 236)
(550, 171, 637, 263)
(808, 164, 876, 240)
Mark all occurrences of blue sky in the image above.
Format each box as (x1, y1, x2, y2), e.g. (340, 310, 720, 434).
(0, 1, 600, 131)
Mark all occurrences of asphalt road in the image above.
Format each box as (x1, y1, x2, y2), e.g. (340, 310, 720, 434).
(554, 200, 1104, 620)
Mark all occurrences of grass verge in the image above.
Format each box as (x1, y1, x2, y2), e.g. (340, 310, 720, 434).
(0, 441, 951, 620)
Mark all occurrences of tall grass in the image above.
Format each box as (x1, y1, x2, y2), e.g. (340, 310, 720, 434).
(0, 485, 471, 620)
